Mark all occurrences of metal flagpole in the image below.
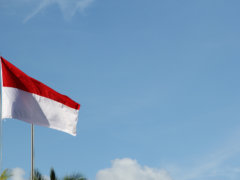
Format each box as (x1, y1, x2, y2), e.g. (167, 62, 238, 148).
(0, 55, 3, 173)
(31, 124, 34, 180)
(0, 78, 2, 173)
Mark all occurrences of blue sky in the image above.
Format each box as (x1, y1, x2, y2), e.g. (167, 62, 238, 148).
(1, 0, 240, 180)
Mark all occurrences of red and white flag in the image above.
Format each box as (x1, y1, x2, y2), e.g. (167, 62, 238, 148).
(0, 57, 80, 136)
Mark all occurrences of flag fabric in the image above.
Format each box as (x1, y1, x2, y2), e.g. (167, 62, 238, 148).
(0, 57, 80, 136)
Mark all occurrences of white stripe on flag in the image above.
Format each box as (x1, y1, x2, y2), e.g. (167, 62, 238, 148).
(2, 87, 79, 136)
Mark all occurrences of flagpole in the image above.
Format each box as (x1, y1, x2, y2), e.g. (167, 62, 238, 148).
(0, 56, 2, 173)
(31, 124, 34, 180)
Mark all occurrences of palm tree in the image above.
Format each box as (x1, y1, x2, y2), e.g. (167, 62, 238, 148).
(63, 173, 86, 180)
(33, 168, 87, 180)
(50, 168, 57, 180)
(34, 169, 44, 180)
(50, 168, 86, 180)
(0, 169, 12, 180)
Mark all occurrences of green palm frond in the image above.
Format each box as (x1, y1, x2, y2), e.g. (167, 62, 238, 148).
(63, 173, 87, 180)
(0, 169, 12, 180)
(34, 169, 45, 180)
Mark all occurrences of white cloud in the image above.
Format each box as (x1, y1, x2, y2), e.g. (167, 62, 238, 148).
(11, 168, 25, 180)
(22, 0, 94, 23)
(10, 168, 50, 180)
(96, 158, 173, 180)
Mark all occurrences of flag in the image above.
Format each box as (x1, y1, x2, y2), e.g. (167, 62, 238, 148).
(1, 57, 80, 136)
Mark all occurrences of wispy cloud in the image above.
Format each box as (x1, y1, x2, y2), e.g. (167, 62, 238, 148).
(168, 128, 240, 180)
(22, 0, 94, 23)
(23, 0, 50, 23)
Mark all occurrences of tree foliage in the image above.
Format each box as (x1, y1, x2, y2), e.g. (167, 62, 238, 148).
(63, 173, 87, 180)
(50, 168, 57, 180)
(0, 169, 12, 180)
(33, 168, 87, 180)
(34, 169, 45, 180)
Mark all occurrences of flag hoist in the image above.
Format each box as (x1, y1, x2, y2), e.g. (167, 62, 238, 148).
(0, 56, 80, 180)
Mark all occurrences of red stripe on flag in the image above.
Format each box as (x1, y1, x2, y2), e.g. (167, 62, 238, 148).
(1, 57, 80, 110)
